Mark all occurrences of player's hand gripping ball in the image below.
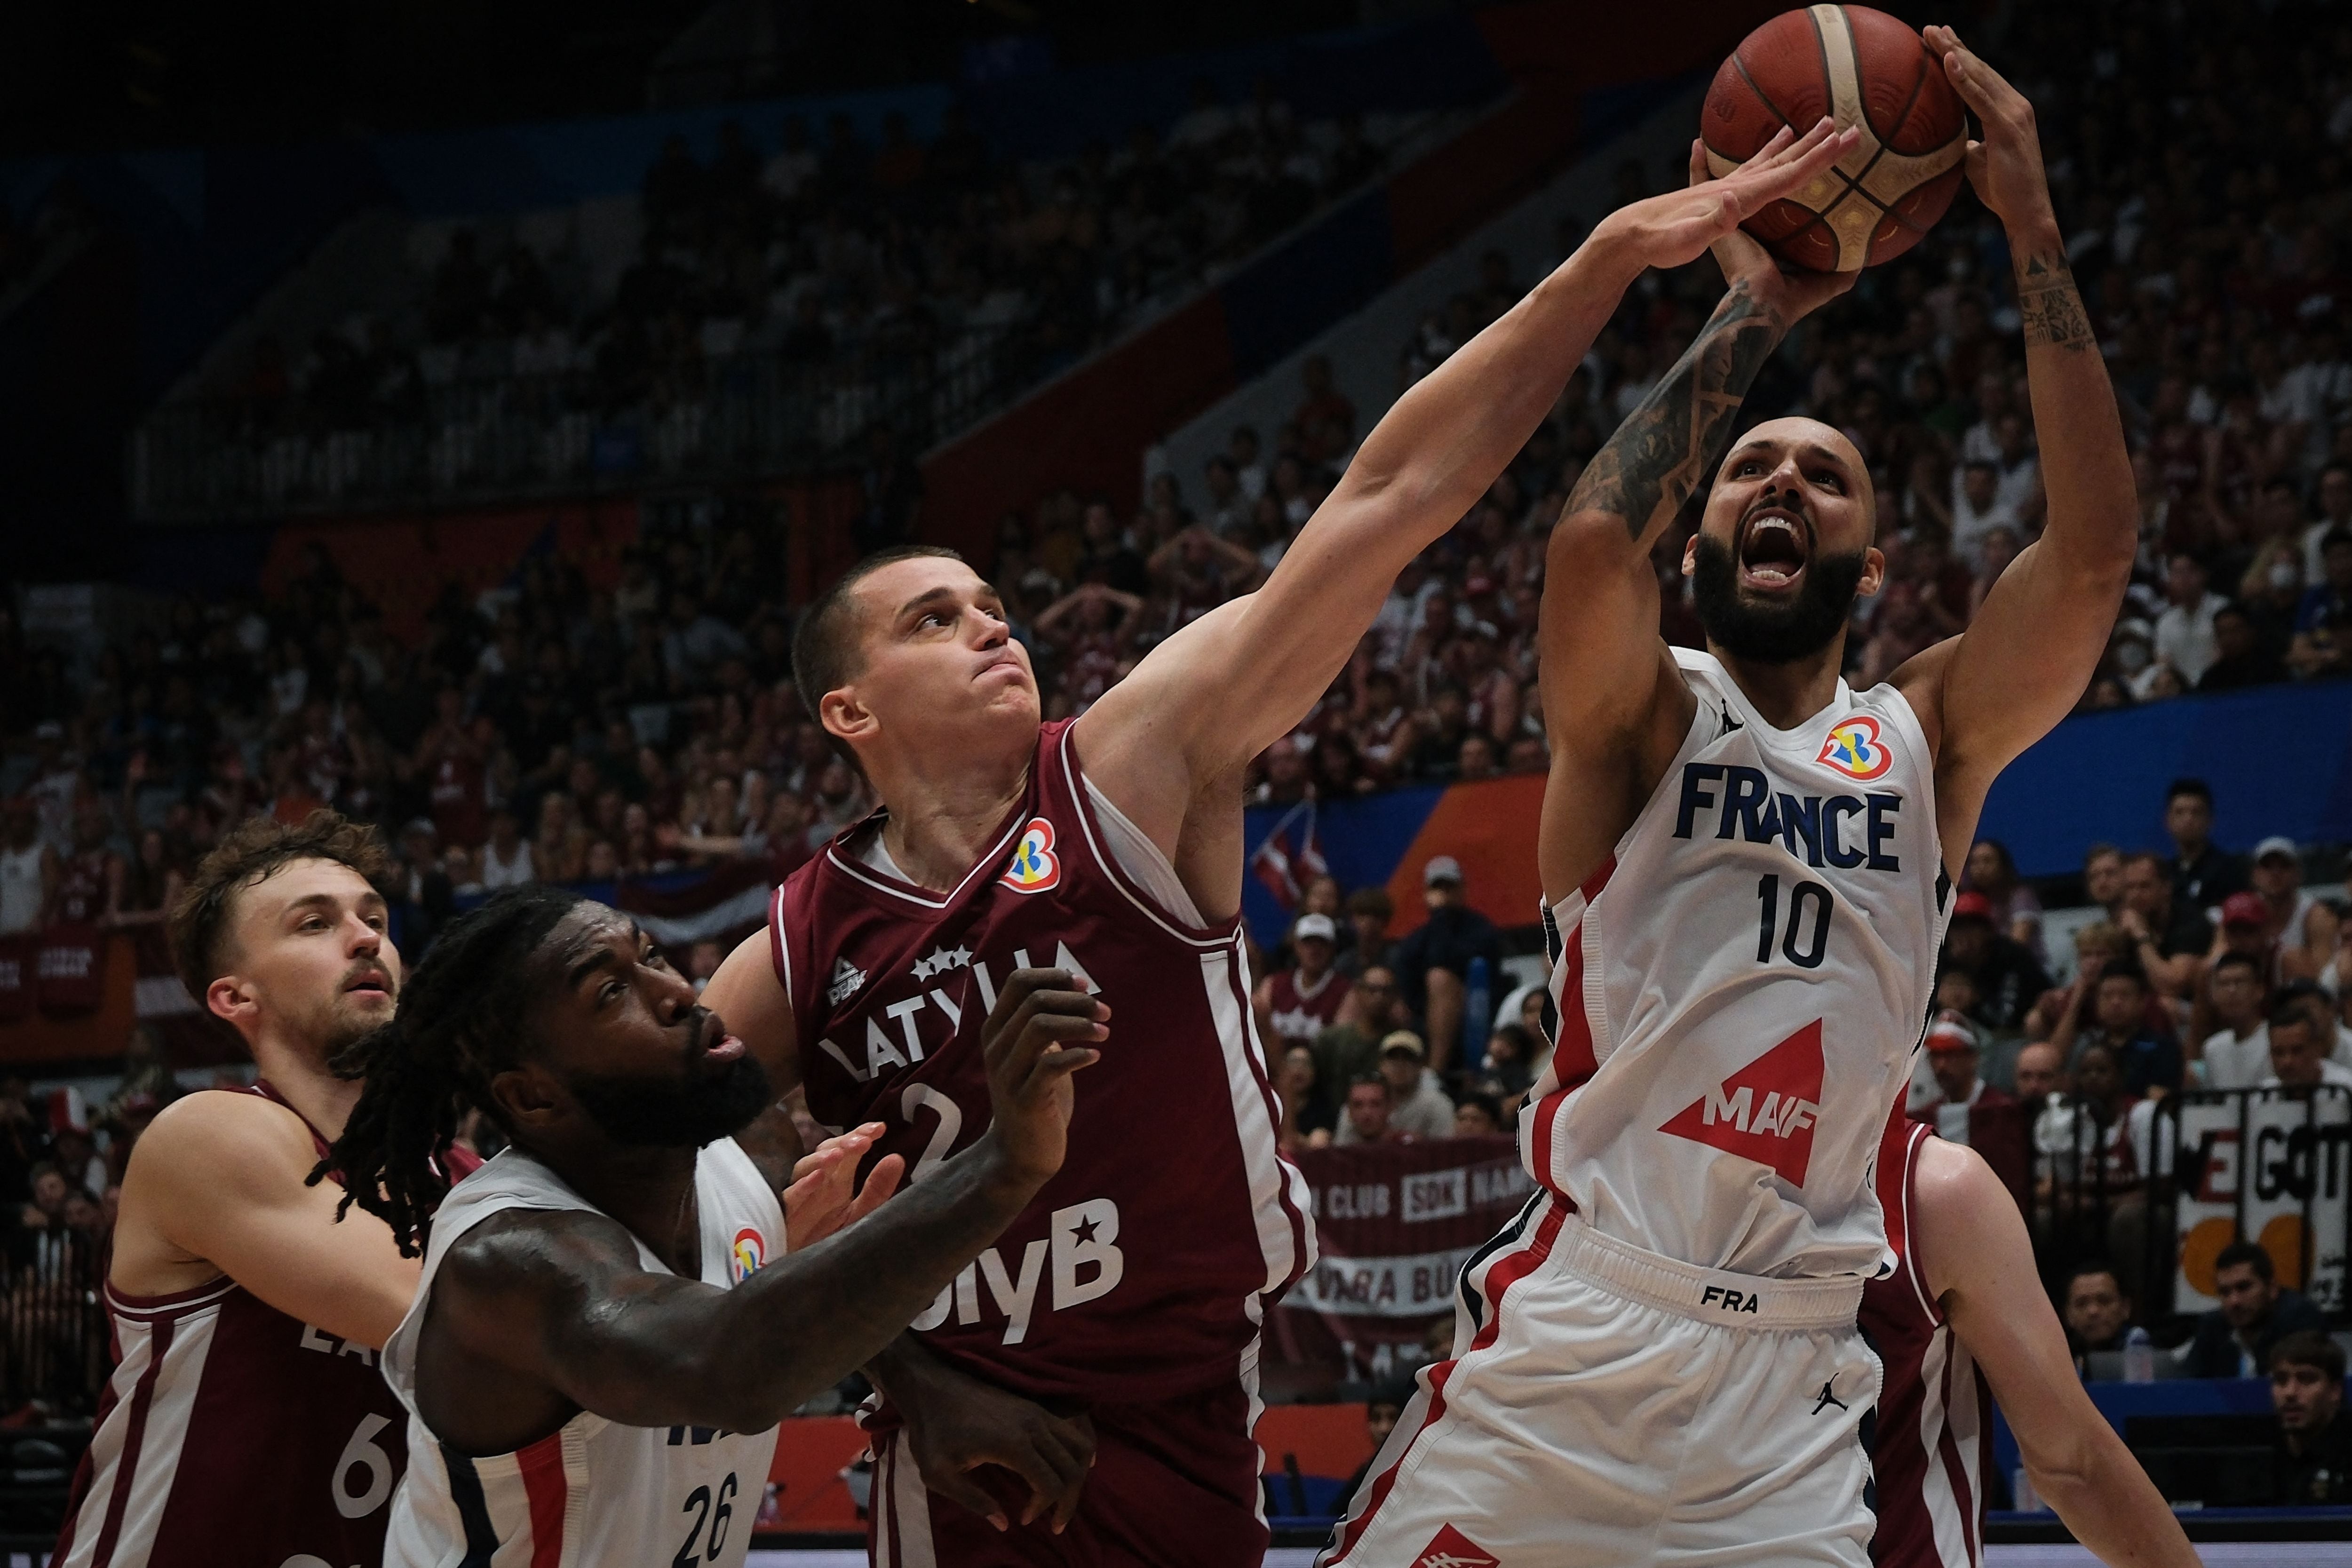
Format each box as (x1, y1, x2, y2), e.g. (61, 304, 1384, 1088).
(1702, 5, 1968, 271)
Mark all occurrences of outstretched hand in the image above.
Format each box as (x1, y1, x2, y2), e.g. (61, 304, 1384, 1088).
(1593, 116, 1856, 279)
(1683, 137, 1859, 324)
(782, 1122, 906, 1248)
(1923, 25, 2055, 234)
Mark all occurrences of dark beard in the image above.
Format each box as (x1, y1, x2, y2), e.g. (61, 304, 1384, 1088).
(567, 1054, 775, 1148)
(1690, 533, 1868, 665)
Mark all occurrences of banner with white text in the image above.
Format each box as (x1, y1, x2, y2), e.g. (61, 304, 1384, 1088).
(1271, 1137, 1535, 1385)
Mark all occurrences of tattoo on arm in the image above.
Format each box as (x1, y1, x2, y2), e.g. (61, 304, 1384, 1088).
(1566, 285, 1786, 544)
(2014, 251, 2093, 353)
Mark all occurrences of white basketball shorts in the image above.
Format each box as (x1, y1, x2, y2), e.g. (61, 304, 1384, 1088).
(1319, 1196, 1881, 1568)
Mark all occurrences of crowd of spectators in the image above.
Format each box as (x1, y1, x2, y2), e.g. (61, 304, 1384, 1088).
(14, 0, 2352, 1455)
(213, 80, 1412, 486)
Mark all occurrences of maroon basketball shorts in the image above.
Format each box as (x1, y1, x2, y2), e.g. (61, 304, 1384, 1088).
(868, 1382, 1269, 1568)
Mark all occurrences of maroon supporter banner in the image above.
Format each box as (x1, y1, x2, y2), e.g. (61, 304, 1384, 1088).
(1272, 1137, 1534, 1384)
(35, 926, 104, 1015)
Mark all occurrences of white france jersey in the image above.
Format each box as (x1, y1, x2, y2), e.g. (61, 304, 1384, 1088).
(1525, 648, 1950, 1279)
(380, 1139, 784, 1568)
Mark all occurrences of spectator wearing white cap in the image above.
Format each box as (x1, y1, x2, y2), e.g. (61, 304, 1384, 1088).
(2247, 836, 2328, 981)
(1391, 854, 1500, 1071)
(1333, 1031, 1452, 1145)
(1253, 911, 1353, 1051)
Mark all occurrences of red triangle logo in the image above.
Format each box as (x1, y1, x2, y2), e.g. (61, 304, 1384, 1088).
(1658, 1019, 1826, 1187)
(1412, 1524, 1502, 1568)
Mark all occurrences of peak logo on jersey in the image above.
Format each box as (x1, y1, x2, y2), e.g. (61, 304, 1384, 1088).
(999, 818, 1061, 894)
(1817, 716, 1892, 781)
(1658, 1019, 1825, 1186)
(827, 957, 868, 1006)
(730, 1226, 767, 1283)
(1412, 1525, 1501, 1568)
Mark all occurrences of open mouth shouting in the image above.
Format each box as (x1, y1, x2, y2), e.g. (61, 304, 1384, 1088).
(1736, 500, 1814, 594)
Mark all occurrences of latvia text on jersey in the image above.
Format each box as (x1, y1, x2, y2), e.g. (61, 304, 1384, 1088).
(772, 719, 1314, 1404)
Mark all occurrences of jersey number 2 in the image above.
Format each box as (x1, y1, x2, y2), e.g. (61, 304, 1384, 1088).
(674, 1471, 738, 1566)
(1755, 876, 1832, 969)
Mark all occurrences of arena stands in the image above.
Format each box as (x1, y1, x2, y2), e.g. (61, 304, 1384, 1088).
(3, 7, 2352, 1493)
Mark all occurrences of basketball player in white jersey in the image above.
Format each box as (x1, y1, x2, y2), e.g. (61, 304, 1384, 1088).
(699, 119, 1862, 1553)
(320, 885, 1103, 1567)
(1867, 1115, 2195, 1568)
(1328, 31, 2138, 1567)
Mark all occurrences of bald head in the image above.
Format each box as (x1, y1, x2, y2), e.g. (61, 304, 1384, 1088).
(2014, 1042, 2063, 1099)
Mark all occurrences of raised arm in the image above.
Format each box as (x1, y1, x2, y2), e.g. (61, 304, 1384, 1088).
(1535, 141, 1858, 898)
(1916, 1138, 2199, 1568)
(421, 971, 1102, 1443)
(1078, 120, 1859, 852)
(1891, 29, 2137, 870)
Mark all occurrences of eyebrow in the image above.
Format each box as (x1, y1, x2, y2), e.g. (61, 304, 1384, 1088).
(1729, 440, 1853, 473)
(895, 581, 1002, 621)
(283, 890, 385, 920)
(564, 919, 644, 987)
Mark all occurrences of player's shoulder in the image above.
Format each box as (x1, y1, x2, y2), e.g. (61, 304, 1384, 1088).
(437, 1204, 645, 1298)
(1906, 1132, 2018, 1278)
(133, 1089, 317, 1180)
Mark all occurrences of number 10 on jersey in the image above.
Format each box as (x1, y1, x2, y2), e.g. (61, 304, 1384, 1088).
(1755, 875, 1832, 969)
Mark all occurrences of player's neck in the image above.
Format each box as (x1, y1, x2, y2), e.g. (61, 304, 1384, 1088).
(869, 746, 1033, 892)
(548, 1141, 702, 1276)
(1708, 642, 1846, 731)
(246, 1032, 365, 1141)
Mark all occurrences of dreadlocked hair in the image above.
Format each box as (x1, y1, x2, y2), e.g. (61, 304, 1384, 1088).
(311, 885, 586, 1257)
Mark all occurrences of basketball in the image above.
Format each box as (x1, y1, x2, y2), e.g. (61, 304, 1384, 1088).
(1702, 5, 1969, 272)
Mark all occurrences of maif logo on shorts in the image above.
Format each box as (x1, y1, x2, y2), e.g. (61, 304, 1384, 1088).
(999, 817, 1061, 894)
(1816, 715, 1893, 781)
(1413, 1525, 1501, 1568)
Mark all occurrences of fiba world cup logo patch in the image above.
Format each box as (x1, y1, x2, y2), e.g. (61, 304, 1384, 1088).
(1816, 716, 1893, 782)
(730, 1226, 767, 1283)
(999, 817, 1061, 894)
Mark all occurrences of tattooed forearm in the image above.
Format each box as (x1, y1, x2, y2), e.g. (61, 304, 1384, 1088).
(2014, 250, 2093, 352)
(1566, 284, 1786, 544)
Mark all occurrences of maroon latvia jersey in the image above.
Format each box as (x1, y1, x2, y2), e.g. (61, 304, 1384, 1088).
(773, 719, 1314, 1407)
(1263, 966, 1350, 1050)
(1861, 1113, 1991, 1568)
(54, 1082, 481, 1568)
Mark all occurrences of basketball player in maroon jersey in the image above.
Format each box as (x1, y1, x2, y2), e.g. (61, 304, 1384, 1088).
(53, 812, 894, 1568)
(1864, 1111, 2195, 1568)
(700, 117, 1860, 1566)
(54, 812, 443, 1568)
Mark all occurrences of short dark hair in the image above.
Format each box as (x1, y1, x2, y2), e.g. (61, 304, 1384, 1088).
(2270, 982, 2328, 1032)
(2063, 1258, 2125, 1297)
(1350, 1074, 1391, 1099)
(169, 810, 393, 1000)
(1345, 886, 1394, 921)
(2098, 964, 2148, 993)
(2212, 949, 2265, 982)
(789, 545, 967, 723)
(2167, 778, 2214, 809)
(2270, 1329, 2345, 1381)
(2323, 526, 2352, 555)
(2215, 1239, 2276, 1282)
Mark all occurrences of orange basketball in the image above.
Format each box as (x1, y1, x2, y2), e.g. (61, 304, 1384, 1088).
(1701, 5, 1969, 272)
